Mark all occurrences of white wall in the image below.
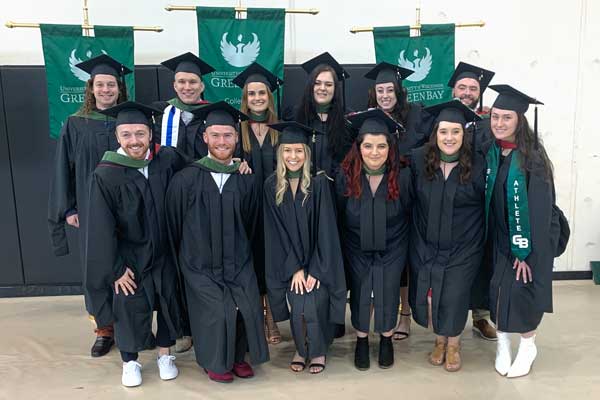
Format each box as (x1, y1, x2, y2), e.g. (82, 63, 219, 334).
(1, 0, 598, 271)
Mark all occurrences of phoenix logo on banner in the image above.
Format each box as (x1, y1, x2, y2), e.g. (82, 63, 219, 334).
(398, 48, 432, 82)
(372, 24, 455, 105)
(220, 32, 261, 68)
(69, 49, 108, 82)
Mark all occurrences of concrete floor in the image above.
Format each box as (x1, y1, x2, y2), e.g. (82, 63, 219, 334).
(1, 280, 599, 400)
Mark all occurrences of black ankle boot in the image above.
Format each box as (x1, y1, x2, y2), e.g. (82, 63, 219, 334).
(379, 335, 394, 368)
(354, 336, 370, 370)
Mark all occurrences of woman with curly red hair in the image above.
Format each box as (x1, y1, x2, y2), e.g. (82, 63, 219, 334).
(335, 109, 412, 371)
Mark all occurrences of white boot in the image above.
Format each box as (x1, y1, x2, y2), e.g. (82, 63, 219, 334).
(495, 331, 512, 376)
(507, 334, 537, 378)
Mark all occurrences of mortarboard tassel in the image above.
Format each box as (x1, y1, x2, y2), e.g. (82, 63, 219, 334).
(478, 71, 484, 113)
(120, 66, 127, 98)
(151, 115, 157, 158)
(534, 104, 539, 150)
(342, 73, 347, 112)
(276, 86, 282, 120)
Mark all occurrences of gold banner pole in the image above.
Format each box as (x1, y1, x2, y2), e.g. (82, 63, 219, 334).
(350, 21, 485, 34)
(4, 21, 163, 32)
(82, 0, 91, 36)
(165, 5, 319, 14)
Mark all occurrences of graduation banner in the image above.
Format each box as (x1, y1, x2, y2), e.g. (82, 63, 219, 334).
(40, 24, 135, 139)
(373, 24, 455, 106)
(196, 7, 285, 107)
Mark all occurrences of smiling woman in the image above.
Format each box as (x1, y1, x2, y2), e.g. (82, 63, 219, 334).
(409, 99, 485, 373)
(336, 109, 412, 371)
(232, 62, 283, 345)
(295, 52, 352, 178)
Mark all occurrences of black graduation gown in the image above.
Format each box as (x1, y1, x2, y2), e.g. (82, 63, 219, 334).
(335, 169, 413, 333)
(485, 144, 561, 333)
(47, 113, 118, 314)
(408, 147, 486, 337)
(284, 105, 352, 179)
(85, 147, 188, 353)
(153, 100, 208, 159)
(468, 116, 493, 153)
(165, 163, 269, 374)
(397, 102, 434, 157)
(264, 174, 346, 358)
(241, 129, 276, 295)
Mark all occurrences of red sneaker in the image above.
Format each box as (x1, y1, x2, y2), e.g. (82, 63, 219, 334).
(204, 368, 234, 383)
(232, 361, 255, 378)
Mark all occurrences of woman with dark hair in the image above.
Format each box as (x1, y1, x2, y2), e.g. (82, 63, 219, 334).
(364, 62, 434, 341)
(365, 62, 434, 157)
(408, 100, 486, 372)
(335, 109, 412, 371)
(264, 122, 346, 374)
(295, 52, 352, 178)
(485, 85, 562, 378)
(233, 62, 282, 345)
(48, 54, 131, 358)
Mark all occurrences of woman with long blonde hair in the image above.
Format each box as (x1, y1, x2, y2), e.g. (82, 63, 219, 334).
(264, 122, 346, 374)
(233, 63, 283, 344)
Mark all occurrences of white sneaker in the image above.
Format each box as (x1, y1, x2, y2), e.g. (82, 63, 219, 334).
(507, 335, 537, 378)
(495, 331, 512, 376)
(122, 361, 142, 387)
(157, 354, 179, 381)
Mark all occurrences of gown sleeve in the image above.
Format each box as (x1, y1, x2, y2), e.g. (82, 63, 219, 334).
(307, 178, 347, 324)
(47, 119, 76, 256)
(165, 170, 190, 271)
(85, 172, 119, 328)
(241, 174, 260, 239)
(399, 166, 414, 211)
(263, 184, 298, 322)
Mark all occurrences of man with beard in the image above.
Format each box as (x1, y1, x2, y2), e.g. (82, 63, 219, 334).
(166, 101, 269, 383)
(447, 62, 497, 341)
(154, 52, 215, 159)
(48, 54, 130, 358)
(448, 62, 495, 144)
(86, 102, 189, 386)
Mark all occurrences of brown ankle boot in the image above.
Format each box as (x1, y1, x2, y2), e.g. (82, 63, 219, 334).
(445, 344, 462, 372)
(429, 339, 446, 366)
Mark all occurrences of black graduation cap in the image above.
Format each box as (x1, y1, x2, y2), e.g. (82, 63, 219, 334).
(232, 62, 282, 91)
(347, 108, 405, 137)
(489, 84, 543, 114)
(426, 100, 483, 150)
(75, 53, 132, 79)
(425, 99, 482, 126)
(490, 84, 544, 148)
(364, 62, 414, 85)
(301, 52, 349, 81)
(447, 62, 495, 92)
(192, 101, 249, 127)
(448, 62, 495, 111)
(269, 121, 323, 145)
(233, 62, 284, 119)
(302, 52, 350, 112)
(161, 52, 215, 77)
(99, 101, 162, 127)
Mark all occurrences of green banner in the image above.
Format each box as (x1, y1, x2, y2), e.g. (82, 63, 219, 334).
(196, 7, 285, 107)
(40, 24, 135, 139)
(373, 24, 455, 106)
